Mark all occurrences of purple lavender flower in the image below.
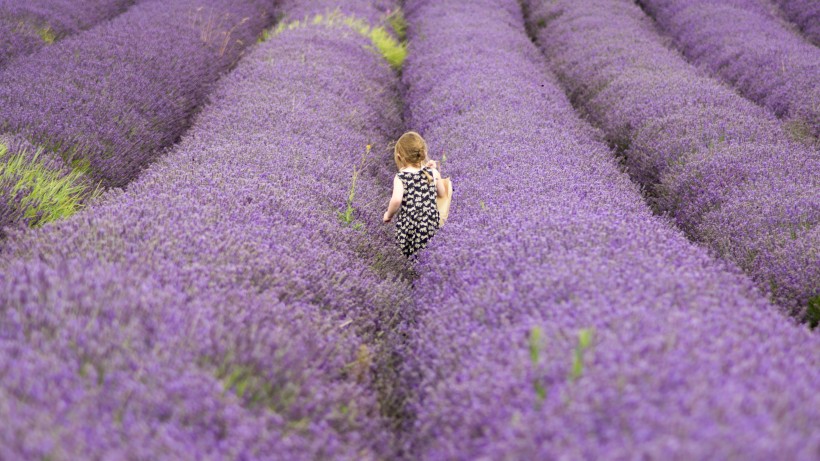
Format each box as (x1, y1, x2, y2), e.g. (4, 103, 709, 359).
(637, 0, 820, 139)
(0, 0, 276, 190)
(0, 0, 136, 68)
(772, 0, 820, 45)
(399, 0, 820, 458)
(524, 0, 819, 317)
(0, 0, 410, 458)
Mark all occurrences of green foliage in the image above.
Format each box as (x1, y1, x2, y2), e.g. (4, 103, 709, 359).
(368, 25, 406, 70)
(37, 26, 56, 44)
(338, 144, 371, 227)
(528, 326, 542, 365)
(806, 296, 820, 329)
(269, 10, 408, 69)
(570, 328, 594, 380)
(528, 327, 547, 402)
(387, 9, 407, 41)
(0, 142, 96, 227)
(784, 119, 816, 145)
(217, 361, 300, 413)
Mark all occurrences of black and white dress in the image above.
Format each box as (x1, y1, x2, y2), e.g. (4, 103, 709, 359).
(396, 167, 440, 257)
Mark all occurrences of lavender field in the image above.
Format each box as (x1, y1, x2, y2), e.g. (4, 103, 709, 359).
(0, 0, 818, 459)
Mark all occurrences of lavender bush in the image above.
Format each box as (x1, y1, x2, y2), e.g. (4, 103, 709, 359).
(399, 0, 820, 458)
(276, 0, 400, 24)
(0, 0, 412, 458)
(772, 0, 820, 45)
(0, 0, 276, 191)
(637, 0, 820, 139)
(524, 0, 820, 318)
(0, 134, 93, 237)
(0, 0, 136, 68)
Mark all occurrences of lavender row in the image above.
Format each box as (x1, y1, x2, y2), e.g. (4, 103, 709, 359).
(772, 0, 820, 45)
(276, 0, 398, 24)
(637, 0, 820, 139)
(0, 0, 276, 191)
(398, 0, 820, 458)
(0, 0, 411, 458)
(0, 0, 135, 68)
(524, 0, 819, 317)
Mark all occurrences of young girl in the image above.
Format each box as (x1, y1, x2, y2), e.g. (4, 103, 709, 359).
(383, 131, 446, 257)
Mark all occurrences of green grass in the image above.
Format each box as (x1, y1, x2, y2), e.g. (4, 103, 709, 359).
(386, 9, 407, 41)
(37, 26, 56, 44)
(806, 296, 820, 329)
(368, 25, 406, 70)
(216, 357, 301, 414)
(784, 119, 816, 145)
(0, 142, 95, 227)
(268, 9, 408, 70)
(528, 327, 547, 402)
(570, 328, 594, 380)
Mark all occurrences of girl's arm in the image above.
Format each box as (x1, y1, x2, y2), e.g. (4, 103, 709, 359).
(383, 175, 403, 223)
(432, 168, 446, 198)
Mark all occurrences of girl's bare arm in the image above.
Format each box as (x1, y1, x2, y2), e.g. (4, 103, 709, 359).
(383, 175, 404, 223)
(432, 168, 446, 198)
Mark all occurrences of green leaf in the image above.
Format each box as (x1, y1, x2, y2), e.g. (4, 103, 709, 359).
(807, 296, 820, 329)
(528, 327, 542, 365)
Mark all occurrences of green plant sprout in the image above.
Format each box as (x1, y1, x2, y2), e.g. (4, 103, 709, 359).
(570, 328, 594, 380)
(386, 8, 407, 41)
(529, 327, 547, 402)
(338, 144, 371, 226)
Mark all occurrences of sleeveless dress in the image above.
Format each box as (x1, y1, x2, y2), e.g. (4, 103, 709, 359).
(396, 167, 440, 257)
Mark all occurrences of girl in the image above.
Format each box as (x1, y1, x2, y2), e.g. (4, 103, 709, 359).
(383, 131, 446, 257)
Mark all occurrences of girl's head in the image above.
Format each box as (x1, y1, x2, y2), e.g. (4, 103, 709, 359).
(394, 131, 428, 170)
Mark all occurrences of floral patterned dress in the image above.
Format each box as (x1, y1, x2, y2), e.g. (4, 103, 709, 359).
(396, 167, 440, 257)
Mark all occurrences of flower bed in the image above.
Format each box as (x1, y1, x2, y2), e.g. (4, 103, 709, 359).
(772, 0, 820, 45)
(0, 0, 135, 68)
(0, 0, 412, 458)
(637, 0, 820, 138)
(399, 0, 820, 457)
(524, 0, 819, 317)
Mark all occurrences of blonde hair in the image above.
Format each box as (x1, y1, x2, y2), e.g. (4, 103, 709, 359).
(394, 131, 433, 183)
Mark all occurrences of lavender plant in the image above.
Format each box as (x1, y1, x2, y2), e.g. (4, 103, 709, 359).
(0, 0, 136, 68)
(0, 0, 276, 192)
(0, 0, 412, 458)
(271, 7, 406, 69)
(276, 0, 400, 25)
(524, 0, 820, 318)
(399, 0, 820, 458)
(772, 0, 820, 45)
(0, 134, 94, 236)
(637, 0, 820, 139)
